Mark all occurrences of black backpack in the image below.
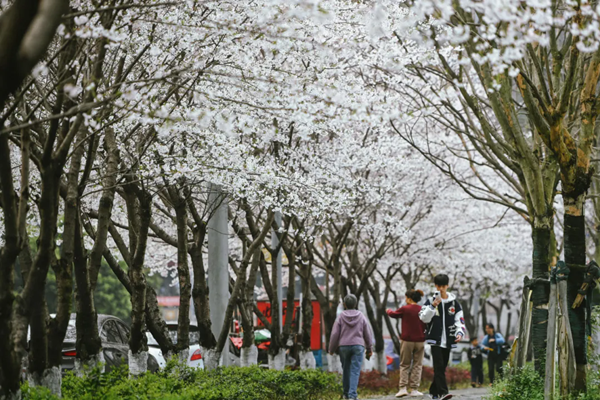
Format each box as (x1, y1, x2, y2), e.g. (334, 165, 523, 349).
(499, 342, 510, 360)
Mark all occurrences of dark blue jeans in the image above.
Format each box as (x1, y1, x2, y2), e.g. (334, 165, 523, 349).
(338, 345, 364, 399)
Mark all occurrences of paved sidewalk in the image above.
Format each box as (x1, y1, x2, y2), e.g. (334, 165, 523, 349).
(364, 387, 490, 400)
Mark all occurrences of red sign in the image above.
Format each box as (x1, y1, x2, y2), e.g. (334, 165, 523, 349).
(157, 296, 180, 307)
(256, 300, 322, 350)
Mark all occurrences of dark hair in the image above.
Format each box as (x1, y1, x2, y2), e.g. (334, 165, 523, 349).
(434, 274, 449, 286)
(486, 323, 495, 331)
(470, 337, 478, 343)
(344, 294, 358, 310)
(405, 289, 424, 303)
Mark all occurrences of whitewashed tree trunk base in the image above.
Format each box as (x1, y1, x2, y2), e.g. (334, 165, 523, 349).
(176, 349, 189, 365)
(201, 347, 221, 370)
(241, 345, 258, 367)
(0, 390, 21, 400)
(74, 353, 105, 377)
(163, 351, 175, 365)
(327, 353, 342, 373)
(299, 351, 316, 369)
(361, 354, 375, 371)
(44, 367, 62, 396)
(129, 350, 148, 376)
(593, 325, 600, 372)
(268, 350, 285, 370)
(371, 351, 387, 374)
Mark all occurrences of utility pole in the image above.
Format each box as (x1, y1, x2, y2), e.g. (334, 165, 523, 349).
(208, 184, 231, 366)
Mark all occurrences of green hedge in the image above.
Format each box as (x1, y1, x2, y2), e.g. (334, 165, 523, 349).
(22, 363, 341, 400)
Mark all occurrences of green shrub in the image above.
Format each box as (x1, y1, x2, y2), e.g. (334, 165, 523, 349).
(22, 364, 341, 400)
(488, 365, 544, 400)
(570, 368, 600, 400)
(21, 383, 55, 400)
(488, 365, 600, 400)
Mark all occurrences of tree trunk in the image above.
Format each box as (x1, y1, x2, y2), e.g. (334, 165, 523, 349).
(557, 270, 577, 397)
(383, 312, 401, 356)
(363, 290, 384, 373)
(515, 278, 532, 371)
(299, 259, 315, 369)
(23, 163, 60, 384)
(99, 247, 175, 357)
(505, 311, 513, 339)
(190, 227, 218, 354)
(171, 188, 191, 356)
(27, 300, 48, 386)
(126, 187, 152, 375)
(267, 254, 282, 365)
(531, 223, 552, 373)
(282, 244, 296, 350)
(74, 223, 103, 374)
(0, 133, 27, 396)
(461, 292, 477, 339)
(240, 248, 261, 366)
(544, 279, 558, 400)
(563, 205, 588, 391)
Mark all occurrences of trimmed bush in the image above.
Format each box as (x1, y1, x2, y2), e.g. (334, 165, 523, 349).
(22, 364, 341, 400)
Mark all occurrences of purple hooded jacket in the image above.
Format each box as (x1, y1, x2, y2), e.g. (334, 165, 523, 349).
(328, 310, 374, 353)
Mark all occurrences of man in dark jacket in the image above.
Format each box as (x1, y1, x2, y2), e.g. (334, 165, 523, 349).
(419, 274, 466, 400)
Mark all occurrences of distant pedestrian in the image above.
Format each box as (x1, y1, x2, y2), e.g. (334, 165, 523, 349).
(419, 274, 466, 400)
(467, 337, 484, 388)
(329, 294, 374, 400)
(387, 289, 426, 398)
(482, 323, 505, 384)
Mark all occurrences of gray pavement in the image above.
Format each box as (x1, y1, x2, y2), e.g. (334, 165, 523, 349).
(364, 387, 490, 400)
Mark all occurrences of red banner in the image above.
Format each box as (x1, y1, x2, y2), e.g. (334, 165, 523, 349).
(157, 296, 180, 307)
(256, 300, 322, 350)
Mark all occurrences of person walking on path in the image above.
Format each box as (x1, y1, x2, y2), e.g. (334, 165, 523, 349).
(467, 337, 484, 388)
(386, 289, 426, 398)
(329, 294, 374, 400)
(419, 274, 466, 400)
(481, 323, 505, 385)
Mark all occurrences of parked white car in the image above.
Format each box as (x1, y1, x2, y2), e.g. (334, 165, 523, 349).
(147, 323, 204, 369)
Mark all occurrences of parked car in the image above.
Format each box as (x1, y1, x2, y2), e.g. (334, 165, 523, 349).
(147, 323, 204, 369)
(26, 314, 159, 375)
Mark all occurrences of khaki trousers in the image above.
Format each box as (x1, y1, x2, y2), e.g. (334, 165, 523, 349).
(399, 340, 425, 389)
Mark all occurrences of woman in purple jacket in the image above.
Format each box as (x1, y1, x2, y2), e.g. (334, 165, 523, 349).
(328, 294, 374, 400)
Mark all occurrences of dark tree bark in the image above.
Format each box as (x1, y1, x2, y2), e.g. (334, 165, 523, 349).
(168, 186, 191, 355)
(216, 212, 273, 356)
(530, 224, 552, 373)
(299, 254, 314, 353)
(125, 185, 152, 363)
(190, 230, 217, 350)
(0, 129, 31, 398)
(186, 198, 217, 351)
(564, 208, 588, 390)
(0, 0, 69, 108)
(241, 249, 261, 349)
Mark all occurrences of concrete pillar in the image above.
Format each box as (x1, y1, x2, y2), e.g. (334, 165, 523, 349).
(207, 184, 231, 366)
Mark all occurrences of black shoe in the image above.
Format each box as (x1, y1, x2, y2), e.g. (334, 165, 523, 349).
(440, 395, 453, 400)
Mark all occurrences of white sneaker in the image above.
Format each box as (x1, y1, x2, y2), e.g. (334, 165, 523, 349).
(409, 389, 424, 397)
(395, 387, 409, 398)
